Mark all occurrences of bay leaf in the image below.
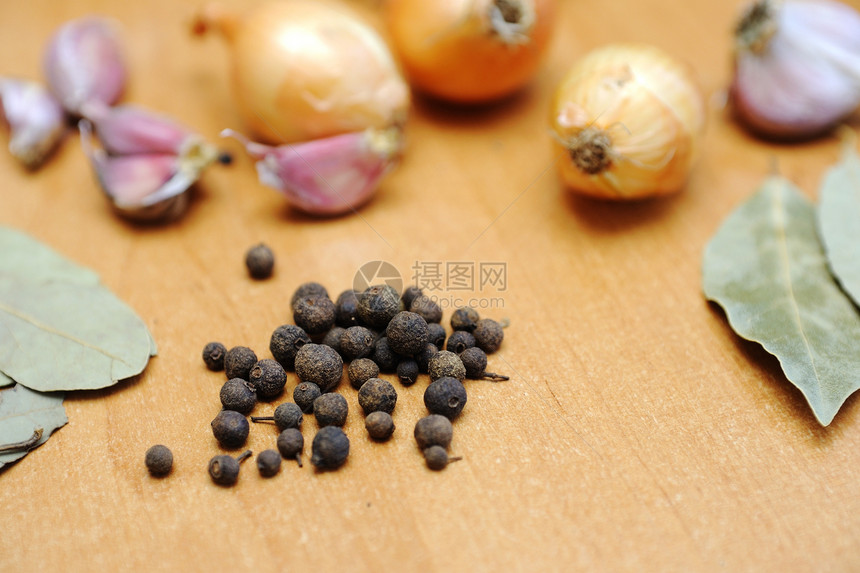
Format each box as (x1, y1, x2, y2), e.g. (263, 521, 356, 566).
(703, 176, 860, 426)
(0, 384, 67, 470)
(818, 142, 860, 306)
(0, 371, 12, 388)
(0, 226, 155, 392)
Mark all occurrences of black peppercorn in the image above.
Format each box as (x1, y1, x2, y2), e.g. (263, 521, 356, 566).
(358, 378, 398, 415)
(256, 449, 282, 477)
(371, 336, 400, 373)
(400, 285, 424, 311)
(409, 295, 443, 324)
(290, 282, 329, 311)
(295, 343, 343, 392)
(414, 414, 453, 450)
(459, 347, 509, 381)
(356, 284, 400, 329)
(322, 326, 346, 355)
(311, 426, 350, 470)
(144, 444, 173, 476)
(248, 359, 287, 399)
(293, 295, 337, 336)
(396, 359, 419, 386)
(211, 410, 250, 448)
(424, 376, 467, 420)
(428, 350, 466, 382)
(270, 324, 312, 370)
(208, 450, 252, 486)
(245, 243, 275, 280)
(335, 289, 360, 327)
(313, 392, 349, 427)
(450, 307, 480, 332)
(473, 318, 504, 354)
(277, 427, 304, 466)
(365, 411, 395, 441)
(202, 341, 227, 371)
(423, 445, 462, 471)
(347, 358, 380, 390)
(339, 326, 376, 360)
(251, 402, 303, 431)
(385, 311, 430, 355)
(426, 323, 446, 349)
(220, 378, 257, 414)
(446, 331, 476, 354)
(415, 343, 439, 374)
(224, 346, 258, 381)
(293, 381, 322, 413)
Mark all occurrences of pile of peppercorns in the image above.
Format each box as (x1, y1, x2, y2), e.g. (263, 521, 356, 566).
(144, 250, 508, 485)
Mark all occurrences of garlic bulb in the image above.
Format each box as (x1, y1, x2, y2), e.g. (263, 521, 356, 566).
(549, 44, 705, 200)
(731, 0, 860, 139)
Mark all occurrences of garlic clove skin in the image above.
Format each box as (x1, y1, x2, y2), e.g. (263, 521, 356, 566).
(223, 127, 402, 215)
(0, 77, 66, 169)
(85, 104, 197, 156)
(731, 0, 860, 139)
(43, 17, 126, 117)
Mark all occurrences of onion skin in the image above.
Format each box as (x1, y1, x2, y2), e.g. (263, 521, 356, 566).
(195, 0, 409, 144)
(550, 44, 705, 200)
(386, 0, 556, 103)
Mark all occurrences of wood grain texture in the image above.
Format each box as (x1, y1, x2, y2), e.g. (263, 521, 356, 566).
(2, 0, 860, 571)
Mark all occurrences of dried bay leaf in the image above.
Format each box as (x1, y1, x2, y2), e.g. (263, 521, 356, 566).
(0, 384, 67, 470)
(0, 372, 12, 388)
(818, 142, 860, 306)
(0, 226, 155, 392)
(703, 177, 860, 426)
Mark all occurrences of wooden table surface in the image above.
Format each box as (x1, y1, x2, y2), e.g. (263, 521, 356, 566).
(3, 0, 860, 571)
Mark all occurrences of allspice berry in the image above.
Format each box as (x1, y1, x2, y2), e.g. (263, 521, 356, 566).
(251, 402, 303, 431)
(358, 378, 398, 415)
(446, 331, 476, 355)
(334, 289, 360, 327)
(450, 307, 480, 332)
(423, 445, 462, 471)
(248, 359, 287, 399)
(202, 341, 227, 371)
(415, 343, 439, 374)
(224, 346, 258, 381)
(410, 295, 442, 324)
(400, 285, 424, 310)
(295, 343, 343, 392)
(256, 449, 282, 477)
(428, 350, 466, 382)
(219, 378, 257, 414)
(208, 450, 252, 486)
(414, 415, 453, 450)
(270, 324, 312, 371)
(290, 282, 329, 311)
(357, 284, 400, 329)
(371, 337, 400, 373)
(424, 377, 468, 420)
(211, 410, 250, 448)
(245, 243, 275, 279)
(426, 323, 446, 349)
(339, 326, 376, 361)
(313, 392, 349, 427)
(365, 411, 395, 441)
(348, 358, 380, 390)
(396, 359, 419, 386)
(459, 347, 509, 381)
(277, 428, 304, 466)
(144, 444, 173, 476)
(293, 382, 322, 413)
(386, 311, 430, 355)
(322, 326, 346, 355)
(311, 426, 350, 470)
(473, 318, 504, 354)
(293, 295, 337, 336)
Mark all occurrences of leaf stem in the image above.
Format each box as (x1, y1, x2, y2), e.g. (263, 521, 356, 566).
(0, 428, 43, 453)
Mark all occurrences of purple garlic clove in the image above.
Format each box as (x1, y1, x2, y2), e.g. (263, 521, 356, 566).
(85, 104, 196, 156)
(222, 127, 402, 216)
(0, 77, 66, 169)
(43, 16, 126, 117)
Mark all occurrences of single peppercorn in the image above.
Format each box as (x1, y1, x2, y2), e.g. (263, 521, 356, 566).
(256, 449, 282, 477)
(202, 341, 227, 371)
(251, 402, 303, 431)
(290, 282, 329, 311)
(311, 426, 350, 470)
(270, 324, 312, 370)
(409, 295, 443, 324)
(426, 323, 446, 349)
(357, 284, 400, 329)
(211, 410, 250, 448)
(396, 359, 419, 386)
(371, 336, 400, 373)
(293, 295, 337, 336)
(277, 428, 304, 466)
(358, 378, 397, 415)
(365, 411, 395, 441)
(348, 358, 380, 390)
(245, 243, 275, 279)
(208, 450, 252, 486)
(295, 343, 343, 392)
(450, 307, 480, 332)
(428, 351, 466, 382)
(459, 347, 509, 381)
(423, 445, 462, 471)
(220, 378, 257, 414)
(415, 343, 439, 374)
(446, 331, 476, 354)
(313, 392, 349, 427)
(335, 289, 360, 327)
(144, 444, 173, 476)
(414, 414, 453, 450)
(224, 346, 258, 381)
(385, 311, 430, 355)
(424, 376, 468, 420)
(248, 359, 287, 399)
(339, 326, 375, 360)
(293, 382, 322, 413)
(473, 318, 504, 354)
(322, 326, 346, 355)
(401, 285, 424, 310)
